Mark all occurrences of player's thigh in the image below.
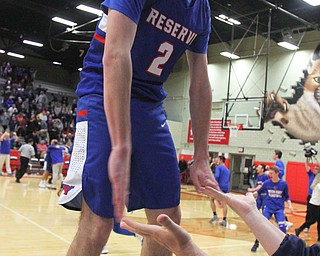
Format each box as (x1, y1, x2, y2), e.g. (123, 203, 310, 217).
(77, 94, 113, 218)
(274, 210, 286, 223)
(129, 98, 180, 211)
(145, 206, 181, 225)
(262, 208, 273, 220)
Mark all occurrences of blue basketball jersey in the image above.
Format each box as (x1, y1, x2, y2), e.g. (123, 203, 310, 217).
(214, 164, 231, 193)
(76, 0, 211, 101)
(275, 159, 285, 179)
(257, 173, 269, 186)
(258, 179, 290, 212)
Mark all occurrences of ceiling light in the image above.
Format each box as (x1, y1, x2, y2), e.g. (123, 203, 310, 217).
(0, 49, 5, 54)
(215, 14, 241, 26)
(277, 41, 299, 51)
(76, 4, 102, 16)
(7, 52, 25, 59)
(23, 40, 43, 47)
(215, 16, 233, 25)
(303, 0, 320, 6)
(52, 17, 77, 27)
(228, 18, 241, 25)
(220, 51, 240, 59)
(53, 61, 62, 65)
(78, 68, 83, 72)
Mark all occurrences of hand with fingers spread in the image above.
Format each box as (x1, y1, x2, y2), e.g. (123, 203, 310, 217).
(201, 187, 257, 217)
(121, 214, 207, 256)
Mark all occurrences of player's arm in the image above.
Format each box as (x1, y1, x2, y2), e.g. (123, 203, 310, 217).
(248, 184, 262, 192)
(103, 9, 137, 220)
(286, 199, 294, 213)
(202, 187, 286, 255)
(121, 214, 208, 256)
(186, 51, 218, 191)
(0, 132, 6, 141)
(305, 157, 311, 172)
(284, 184, 294, 213)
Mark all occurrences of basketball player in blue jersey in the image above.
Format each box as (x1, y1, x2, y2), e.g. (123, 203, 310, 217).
(257, 166, 293, 234)
(122, 187, 320, 256)
(272, 150, 294, 230)
(248, 163, 269, 252)
(209, 155, 230, 226)
(273, 150, 285, 179)
(59, 1, 218, 255)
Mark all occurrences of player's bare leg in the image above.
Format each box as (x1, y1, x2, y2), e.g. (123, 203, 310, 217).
(67, 199, 113, 256)
(141, 206, 181, 256)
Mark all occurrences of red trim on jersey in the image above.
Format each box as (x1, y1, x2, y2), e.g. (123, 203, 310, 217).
(94, 33, 105, 44)
(78, 109, 88, 117)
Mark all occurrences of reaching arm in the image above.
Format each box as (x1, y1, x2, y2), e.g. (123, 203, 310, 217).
(0, 132, 7, 141)
(201, 187, 285, 255)
(103, 9, 137, 221)
(305, 158, 311, 172)
(186, 51, 219, 191)
(121, 214, 207, 256)
(13, 132, 19, 142)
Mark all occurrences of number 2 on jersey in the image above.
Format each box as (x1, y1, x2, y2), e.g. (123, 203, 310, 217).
(147, 42, 174, 76)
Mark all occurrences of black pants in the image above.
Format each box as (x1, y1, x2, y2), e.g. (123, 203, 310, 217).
(297, 203, 320, 240)
(305, 194, 312, 227)
(15, 156, 30, 180)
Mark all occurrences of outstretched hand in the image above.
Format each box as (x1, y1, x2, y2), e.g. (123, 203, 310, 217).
(201, 186, 257, 218)
(189, 159, 220, 193)
(121, 214, 206, 256)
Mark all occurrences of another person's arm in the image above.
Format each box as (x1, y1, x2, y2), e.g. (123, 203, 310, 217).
(248, 184, 262, 192)
(286, 199, 294, 213)
(122, 188, 320, 256)
(305, 157, 311, 172)
(103, 9, 137, 221)
(186, 51, 219, 191)
(0, 132, 6, 141)
(121, 214, 207, 256)
(13, 132, 18, 141)
(202, 187, 285, 255)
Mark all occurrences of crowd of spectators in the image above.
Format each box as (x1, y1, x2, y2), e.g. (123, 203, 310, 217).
(0, 61, 76, 158)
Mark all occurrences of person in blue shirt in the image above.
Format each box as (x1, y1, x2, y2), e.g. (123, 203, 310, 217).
(121, 186, 320, 256)
(209, 155, 231, 226)
(273, 150, 293, 230)
(258, 165, 294, 234)
(46, 139, 68, 190)
(59, 1, 218, 255)
(0, 130, 18, 175)
(247, 163, 269, 252)
(302, 157, 318, 233)
(273, 150, 285, 179)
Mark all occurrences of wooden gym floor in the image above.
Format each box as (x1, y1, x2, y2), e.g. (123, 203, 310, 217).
(0, 175, 318, 255)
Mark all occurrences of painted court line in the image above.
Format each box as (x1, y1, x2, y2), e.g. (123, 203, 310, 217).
(0, 202, 71, 244)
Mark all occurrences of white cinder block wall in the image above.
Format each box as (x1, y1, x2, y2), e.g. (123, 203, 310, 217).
(164, 30, 320, 166)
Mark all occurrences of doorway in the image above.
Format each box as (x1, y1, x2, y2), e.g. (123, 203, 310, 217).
(229, 154, 254, 192)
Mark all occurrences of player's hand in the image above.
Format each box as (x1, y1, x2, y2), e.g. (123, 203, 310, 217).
(108, 147, 131, 221)
(289, 206, 294, 214)
(189, 159, 220, 193)
(121, 214, 204, 256)
(201, 186, 257, 218)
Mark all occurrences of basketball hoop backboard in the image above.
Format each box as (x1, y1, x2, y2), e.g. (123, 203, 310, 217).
(222, 98, 264, 130)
